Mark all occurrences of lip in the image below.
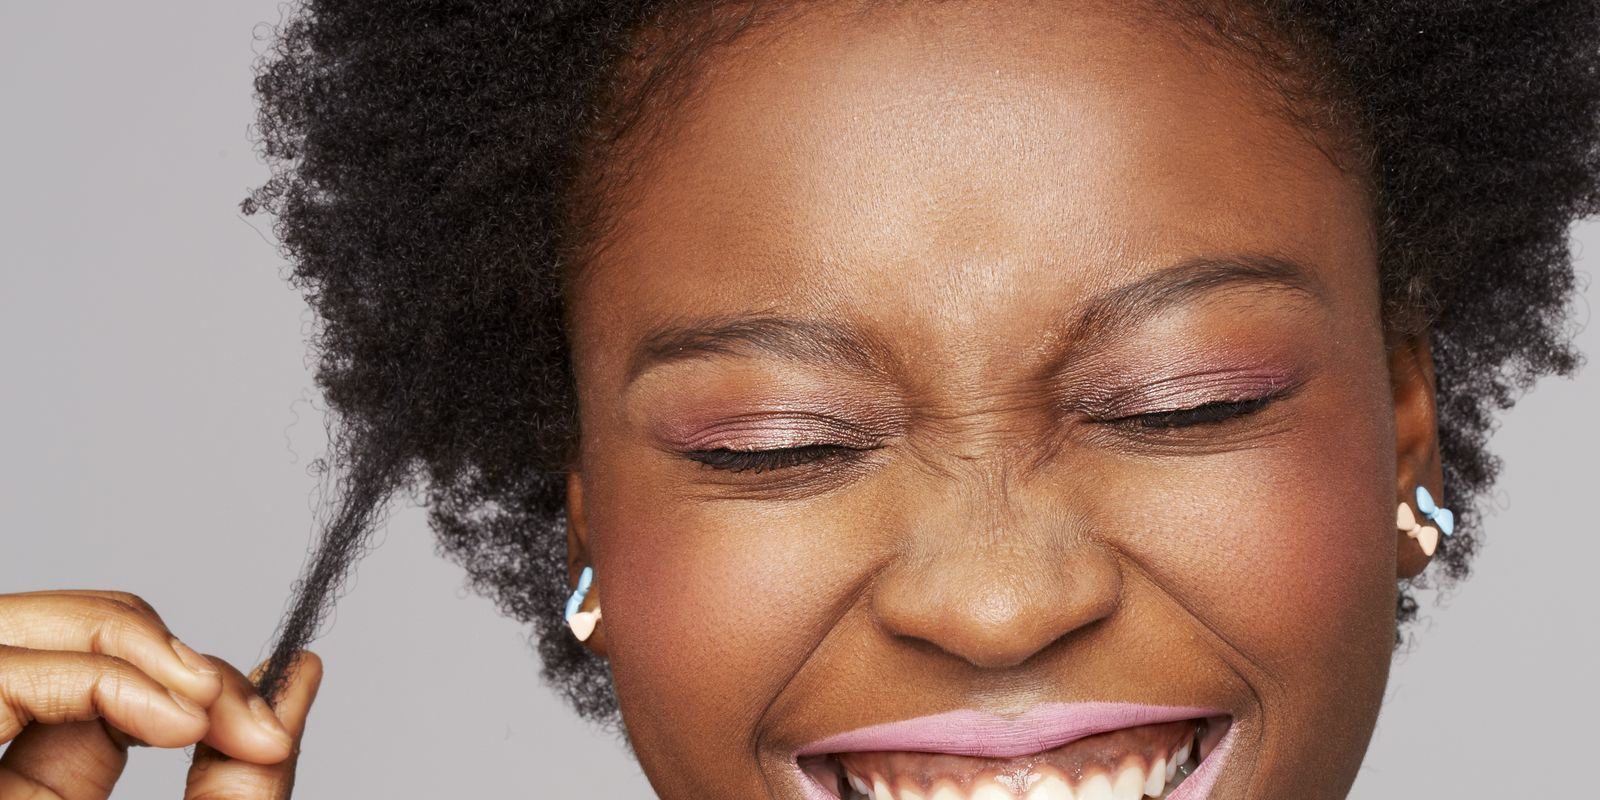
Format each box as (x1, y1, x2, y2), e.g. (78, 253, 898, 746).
(789, 702, 1237, 799)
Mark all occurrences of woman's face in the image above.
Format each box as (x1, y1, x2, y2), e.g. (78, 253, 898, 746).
(565, 3, 1431, 799)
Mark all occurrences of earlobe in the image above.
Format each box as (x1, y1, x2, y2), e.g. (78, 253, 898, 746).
(564, 565, 604, 642)
(1389, 332, 1443, 579)
(563, 471, 609, 654)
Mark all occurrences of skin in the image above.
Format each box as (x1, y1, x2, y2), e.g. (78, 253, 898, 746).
(563, 2, 1443, 799)
(0, 2, 1442, 798)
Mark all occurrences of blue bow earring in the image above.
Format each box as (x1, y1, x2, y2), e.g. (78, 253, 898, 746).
(1414, 486, 1455, 537)
(1397, 485, 1454, 557)
(564, 565, 603, 642)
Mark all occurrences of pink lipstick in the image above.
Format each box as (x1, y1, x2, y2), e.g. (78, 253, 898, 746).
(791, 702, 1236, 799)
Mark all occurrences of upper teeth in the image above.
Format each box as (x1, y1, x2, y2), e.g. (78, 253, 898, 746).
(838, 728, 1201, 800)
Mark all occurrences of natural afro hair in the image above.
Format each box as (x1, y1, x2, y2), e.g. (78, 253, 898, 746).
(243, 0, 1600, 722)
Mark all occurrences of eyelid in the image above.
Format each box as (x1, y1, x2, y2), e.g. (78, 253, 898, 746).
(664, 411, 886, 452)
(1108, 386, 1286, 418)
(1109, 393, 1277, 426)
(1073, 367, 1305, 419)
(1087, 384, 1300, 446)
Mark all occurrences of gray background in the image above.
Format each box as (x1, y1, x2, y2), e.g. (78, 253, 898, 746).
(1, 3, 1594, 797)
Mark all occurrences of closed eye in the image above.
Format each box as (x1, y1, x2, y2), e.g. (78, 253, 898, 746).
(684, 443, 865, 473)
(683, 393, 1288, 472)
(1107, 393, 1280, 429)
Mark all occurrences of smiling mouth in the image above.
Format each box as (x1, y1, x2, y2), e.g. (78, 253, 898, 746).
(798, 716, 1232, 800)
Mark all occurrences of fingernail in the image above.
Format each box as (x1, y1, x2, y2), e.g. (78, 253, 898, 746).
(248, 694, 293, 746)
(169, 638, 218, 677)
(167, 687, 206, 718)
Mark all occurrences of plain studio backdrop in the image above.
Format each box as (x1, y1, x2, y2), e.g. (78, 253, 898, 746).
(2, 4, 1595, 798)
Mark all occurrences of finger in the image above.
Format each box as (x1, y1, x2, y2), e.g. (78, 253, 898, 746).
(185, 651, 323, 800)
(0, 644, 210, 749)
(10, 590, 170, 627)
(0, 592, 222, 707)
(191, 654, 295, 765)
(0, 720, 126, 800)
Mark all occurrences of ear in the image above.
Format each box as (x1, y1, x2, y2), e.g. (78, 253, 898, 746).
(1389, 331, 1444, 580)
(565, 470, 608, 656)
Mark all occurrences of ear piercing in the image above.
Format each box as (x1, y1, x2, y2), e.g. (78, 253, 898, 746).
(564, 565, 602, 642)
(1397, 485, 1455, 557)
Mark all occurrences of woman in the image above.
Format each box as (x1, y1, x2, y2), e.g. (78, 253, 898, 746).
(2, 1, 1595, 797)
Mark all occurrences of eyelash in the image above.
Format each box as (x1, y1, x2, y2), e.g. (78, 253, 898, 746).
(684, 393, 1283, 473)
(1103, 393, 1280, 429)
(685, 443, 864, 473)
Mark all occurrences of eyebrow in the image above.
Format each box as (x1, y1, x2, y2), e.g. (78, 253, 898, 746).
(623, 253, 1328, 386)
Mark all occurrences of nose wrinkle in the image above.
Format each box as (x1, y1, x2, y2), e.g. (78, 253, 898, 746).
(906, 440, 1046, 536)
(870, 438, 1119, 668)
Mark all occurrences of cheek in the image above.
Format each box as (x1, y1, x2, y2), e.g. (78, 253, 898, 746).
(1135, 396, 1397, 670)
(587, 467, 861, 788)
(1155, 431, 1395, 660)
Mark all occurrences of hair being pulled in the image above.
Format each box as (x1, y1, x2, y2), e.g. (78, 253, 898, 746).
(252, 426, 407, 704)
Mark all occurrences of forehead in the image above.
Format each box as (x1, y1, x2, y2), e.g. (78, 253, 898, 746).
(570, 0, 1374, 371)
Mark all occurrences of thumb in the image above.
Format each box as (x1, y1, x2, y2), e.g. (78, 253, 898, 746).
(183, 652, 322, 800)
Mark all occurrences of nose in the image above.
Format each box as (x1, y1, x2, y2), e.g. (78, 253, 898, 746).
(869, 478, 1122, 670)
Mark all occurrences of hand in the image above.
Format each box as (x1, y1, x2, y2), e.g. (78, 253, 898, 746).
(0, 589, 323, 799)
